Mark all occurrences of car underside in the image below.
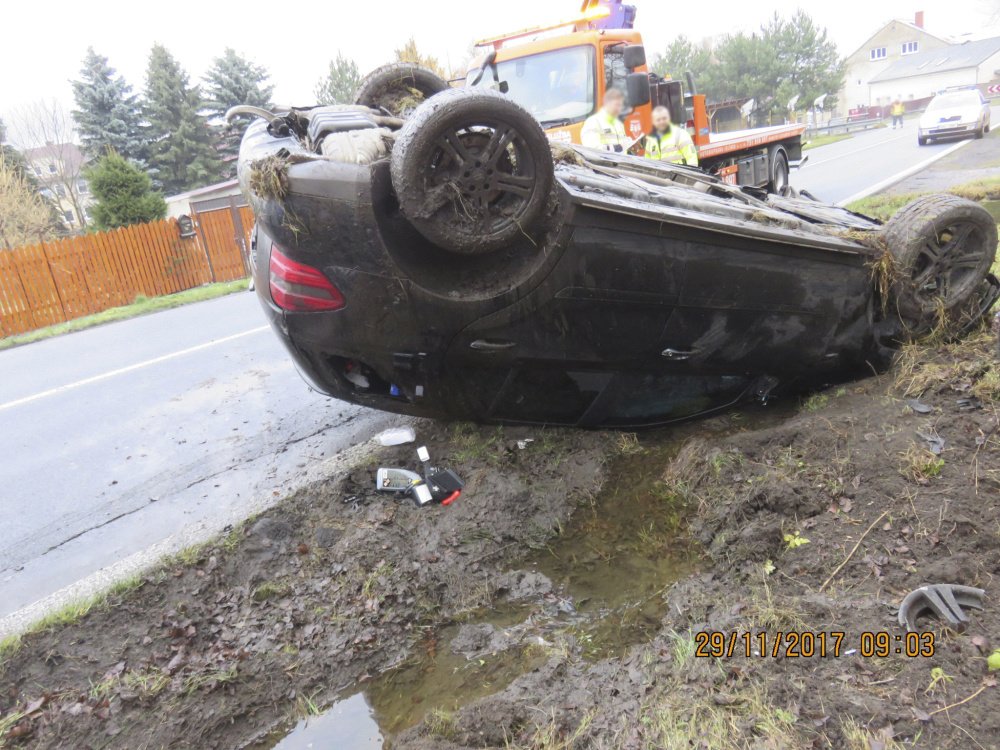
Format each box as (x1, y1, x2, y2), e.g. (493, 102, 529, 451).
(233, 65, 1000, 428)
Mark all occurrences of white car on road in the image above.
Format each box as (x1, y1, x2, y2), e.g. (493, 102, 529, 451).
(918, 89, 991, 145)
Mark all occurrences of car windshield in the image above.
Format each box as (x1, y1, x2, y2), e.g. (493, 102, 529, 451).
(468, 46, 595, 125)
(927, 91, 980, 111)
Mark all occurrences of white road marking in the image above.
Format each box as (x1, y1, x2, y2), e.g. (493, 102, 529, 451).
(805, 130, 911, 168)
(837, 139, 973, 206)
(0, 326, 270, 412)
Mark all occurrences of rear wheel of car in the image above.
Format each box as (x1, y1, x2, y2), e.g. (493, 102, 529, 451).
(884, 194, 997, 334)
(390, 88, 555, 255)
(354, 63, 448, 118)
(769, 150, 789, 194)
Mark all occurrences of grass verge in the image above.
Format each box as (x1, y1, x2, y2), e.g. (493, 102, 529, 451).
(0, 575, 144, 673)
(847, 175, 1000, 221)
(0, 279, 249, 352)
(802, 132, 853, 151)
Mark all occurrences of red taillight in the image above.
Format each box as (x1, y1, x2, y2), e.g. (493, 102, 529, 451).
(269, 246, 345, 312)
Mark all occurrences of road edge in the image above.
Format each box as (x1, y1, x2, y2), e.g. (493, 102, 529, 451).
(837, 138, 973, 206)
(0, 437, 382, 639)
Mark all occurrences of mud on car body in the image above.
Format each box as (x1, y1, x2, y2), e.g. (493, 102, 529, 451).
(232, 65, 1000, 428)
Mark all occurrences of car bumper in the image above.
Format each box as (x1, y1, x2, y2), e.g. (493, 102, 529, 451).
(919, 122, 979, 138)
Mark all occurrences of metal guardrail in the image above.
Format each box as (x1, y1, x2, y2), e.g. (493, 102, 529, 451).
(805, 118, 883, 137)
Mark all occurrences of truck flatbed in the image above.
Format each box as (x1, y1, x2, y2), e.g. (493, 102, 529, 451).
(699, 123, 807, 161)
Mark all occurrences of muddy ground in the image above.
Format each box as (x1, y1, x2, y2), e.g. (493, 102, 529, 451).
(3, 136, 1000, 747)
(2, 324, 998, 749)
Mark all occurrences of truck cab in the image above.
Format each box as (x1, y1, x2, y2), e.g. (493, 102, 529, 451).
(467, 27, 655, 147)
(466, 0, 804, 192)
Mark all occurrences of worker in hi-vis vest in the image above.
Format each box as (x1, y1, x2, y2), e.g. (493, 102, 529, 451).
(891, 98, 905, 129)
(581, 88, 629, 152)
(644, 106, 698, 166)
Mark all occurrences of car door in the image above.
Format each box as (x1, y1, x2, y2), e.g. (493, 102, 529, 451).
(648, 229, 873, 379)
(444, 213, 679, 423)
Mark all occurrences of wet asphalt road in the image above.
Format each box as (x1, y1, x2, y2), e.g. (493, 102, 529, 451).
(791, 111, 1000, 205)
(0, 292, 392, 620)
(0, 118, 990, 625)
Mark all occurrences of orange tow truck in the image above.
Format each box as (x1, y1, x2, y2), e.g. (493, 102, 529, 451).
(466, 0, 805, 192)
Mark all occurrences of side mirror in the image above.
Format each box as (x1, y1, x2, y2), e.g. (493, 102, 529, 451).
(623, 44, 646, 71)
(626, 72, 651, 108)
(471, 49, 498, 86)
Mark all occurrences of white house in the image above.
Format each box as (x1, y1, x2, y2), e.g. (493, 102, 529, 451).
(868, 36, 1000, 104)
(22, 141, 94, 229)
(839, 13, 950, 115)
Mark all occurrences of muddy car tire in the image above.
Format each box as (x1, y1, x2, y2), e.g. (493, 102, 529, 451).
(884, 194, 997, 331)
(354, 63, 449, 118)
(390, 88, 555, 255)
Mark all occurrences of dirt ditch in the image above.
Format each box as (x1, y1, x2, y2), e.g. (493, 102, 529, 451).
(2, 328, 999, 749)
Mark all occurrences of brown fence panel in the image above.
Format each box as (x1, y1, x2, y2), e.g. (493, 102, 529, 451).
(195, 208, 246, 283)
(43, 239, 92, 320)
(0, 250, 33, 337)
(15, 244, 65, 330)
(0, 217, 249, 338)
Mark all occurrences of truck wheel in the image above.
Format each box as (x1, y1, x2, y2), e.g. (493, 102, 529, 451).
(769, 150, 789, 194)
(884, 194, 997, 333)
(354, 63, 448, 118)
(390, 88, 554, 255)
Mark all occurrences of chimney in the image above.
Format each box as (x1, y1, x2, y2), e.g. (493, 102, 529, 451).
(915, 10, 924, 28)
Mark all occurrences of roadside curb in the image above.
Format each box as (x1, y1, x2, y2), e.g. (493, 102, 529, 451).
(838, 138, 973, 206)
(0, 435, 386, 639)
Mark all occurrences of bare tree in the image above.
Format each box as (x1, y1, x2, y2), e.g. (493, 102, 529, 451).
(0, 152, 57, 249)
(8, 100, 89, 230)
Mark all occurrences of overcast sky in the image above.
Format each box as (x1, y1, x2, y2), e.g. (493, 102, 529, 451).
(2, 0, 999, 144)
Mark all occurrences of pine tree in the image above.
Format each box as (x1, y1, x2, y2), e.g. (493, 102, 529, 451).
(652, 37, 713, 85)
(203, 48, 274, 175)
(764, 11, 844, 115)
(143, 44, 221, 194)
(686, 11, 843, 122)
(71, 48, 146, 164)
(315, 53, 362, 105)
(85, 151, 167, 230)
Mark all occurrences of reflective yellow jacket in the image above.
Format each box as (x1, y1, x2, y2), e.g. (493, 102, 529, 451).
(643, 126, 698, 166)
(580, 110, 628, 152)
(891, 102, 905, 116)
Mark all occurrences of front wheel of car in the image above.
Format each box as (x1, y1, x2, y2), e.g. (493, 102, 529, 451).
(975, 124, 985, 139)
(917, 136, 928, 146)
(884, 194, 998, 334)
(390, 88, 555, 255)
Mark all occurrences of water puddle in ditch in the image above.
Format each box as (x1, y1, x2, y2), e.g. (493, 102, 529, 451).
(270, 692, 383, 749)
(261, 410, 789, 748)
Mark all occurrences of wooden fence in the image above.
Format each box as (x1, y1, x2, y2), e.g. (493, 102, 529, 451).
(0, 206, 254, 338)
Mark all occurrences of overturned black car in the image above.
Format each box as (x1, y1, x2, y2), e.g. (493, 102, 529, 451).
(233, 65, 999, 428)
